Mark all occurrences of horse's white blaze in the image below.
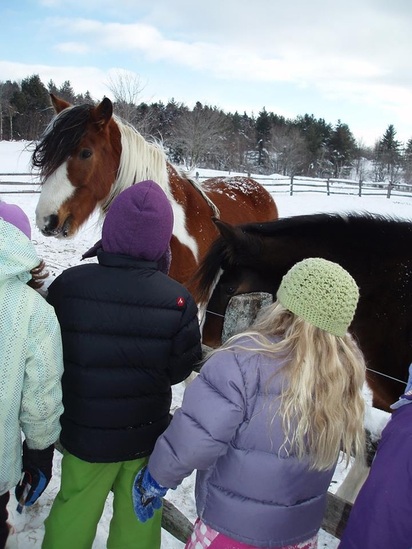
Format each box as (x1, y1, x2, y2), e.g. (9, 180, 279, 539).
(108, 121, 200, 261)
(36, 163, 75, 228)
(171, 201, 199, 261)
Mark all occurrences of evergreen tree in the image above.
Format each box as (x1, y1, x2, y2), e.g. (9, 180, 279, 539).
(328, 120, 356, 177)
(11, 74, 50, 139)
(255, 108, 271, 167)
(58, 80, 76, 103)
(374, 124, 402, 182)
(403, 137, 412, 183)
(294, 114, 332, 176)
(0, 80, 20, 140)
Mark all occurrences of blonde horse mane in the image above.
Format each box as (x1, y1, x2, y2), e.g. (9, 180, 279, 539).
(100, 119, 170, 217)
(100, 118, 220, 220)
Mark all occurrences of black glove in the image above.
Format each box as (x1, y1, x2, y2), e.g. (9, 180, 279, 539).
(15, 441, 54, 511)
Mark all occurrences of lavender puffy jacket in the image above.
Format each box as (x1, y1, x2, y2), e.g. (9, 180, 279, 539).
(148, 337, 335, 547)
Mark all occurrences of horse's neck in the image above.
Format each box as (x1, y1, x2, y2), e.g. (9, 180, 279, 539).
(101, 122, 170, 214)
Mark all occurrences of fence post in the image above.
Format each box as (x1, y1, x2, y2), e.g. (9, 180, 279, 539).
(387, 182, 393, 198)
(290, 175, 294, 196)
(222, 293, 273, 343)
(326, 178, 330, 196)
(358, 179, 362, 197)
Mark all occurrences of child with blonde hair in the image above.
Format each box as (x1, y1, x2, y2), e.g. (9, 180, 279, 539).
(133, 257, 366, 549)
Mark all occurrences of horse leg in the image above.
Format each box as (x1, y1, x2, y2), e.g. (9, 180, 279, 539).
(336, 405, 390, 503)
(335, 453, 370, 504)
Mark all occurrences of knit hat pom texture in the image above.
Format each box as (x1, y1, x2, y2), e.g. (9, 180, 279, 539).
(277, 257, 359, 336)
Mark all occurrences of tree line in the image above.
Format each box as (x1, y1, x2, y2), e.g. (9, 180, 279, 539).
(1, 73, 412, 183)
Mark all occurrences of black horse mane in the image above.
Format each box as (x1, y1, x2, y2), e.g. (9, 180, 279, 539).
(32, 104, 92, 179)
(193, 212, 412, 301)
(239, 211, 410, 236)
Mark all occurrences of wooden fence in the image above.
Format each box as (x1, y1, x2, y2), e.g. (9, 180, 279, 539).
(2, 172, 412, 199)
(0, 173, 40, 193)
(195, 173, 412, 199)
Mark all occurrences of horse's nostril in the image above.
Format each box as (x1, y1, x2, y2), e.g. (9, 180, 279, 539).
(45, 214, 59, 231)
(40, 214, 60, 236)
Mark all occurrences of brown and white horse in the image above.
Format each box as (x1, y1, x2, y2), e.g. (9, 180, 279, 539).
(33, 95, 278, 293)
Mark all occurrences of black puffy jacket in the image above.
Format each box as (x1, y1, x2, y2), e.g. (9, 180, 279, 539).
(47, 250, 202, 462)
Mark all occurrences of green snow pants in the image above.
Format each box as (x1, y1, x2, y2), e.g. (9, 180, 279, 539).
(42, 452, 162, 549)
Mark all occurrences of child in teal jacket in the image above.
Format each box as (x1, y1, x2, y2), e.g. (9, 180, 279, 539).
(0, 201, 63, 549)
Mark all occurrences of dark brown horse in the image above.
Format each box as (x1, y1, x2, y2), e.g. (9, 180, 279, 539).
(192, 212, 412, 412)
(33, 95, 278, 292)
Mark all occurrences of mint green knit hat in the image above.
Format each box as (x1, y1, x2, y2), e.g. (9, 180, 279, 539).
(276, 258, 359, 336)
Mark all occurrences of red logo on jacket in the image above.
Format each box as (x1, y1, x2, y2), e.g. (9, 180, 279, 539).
(177, 297, 185, 307)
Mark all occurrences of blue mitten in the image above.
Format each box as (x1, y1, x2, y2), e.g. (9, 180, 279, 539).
(132, 466, 168, 522)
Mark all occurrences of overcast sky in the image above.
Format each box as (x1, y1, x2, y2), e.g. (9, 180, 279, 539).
(2, 0, 412, 146)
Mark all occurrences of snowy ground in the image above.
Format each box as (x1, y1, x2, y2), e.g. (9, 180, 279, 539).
(1, 141, 405, 547)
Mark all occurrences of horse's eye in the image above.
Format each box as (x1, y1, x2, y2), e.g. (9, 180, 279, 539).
(80, 149, 92, 159)
(225, 285, 237, 296)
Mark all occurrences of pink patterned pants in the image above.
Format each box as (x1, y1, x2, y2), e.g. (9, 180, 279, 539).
(185, 518, 318, 549)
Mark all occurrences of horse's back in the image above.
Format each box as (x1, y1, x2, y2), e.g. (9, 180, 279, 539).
(202, 176, 278, 224)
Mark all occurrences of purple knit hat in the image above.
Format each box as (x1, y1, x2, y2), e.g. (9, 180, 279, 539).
(0, 200, 31, 238)
(102, 180, 174, 261)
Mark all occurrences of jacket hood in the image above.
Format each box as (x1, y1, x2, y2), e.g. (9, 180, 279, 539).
(0, 219, 40, 284)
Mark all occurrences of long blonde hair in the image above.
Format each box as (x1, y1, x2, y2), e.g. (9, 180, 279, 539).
(208, 301, 366, 471)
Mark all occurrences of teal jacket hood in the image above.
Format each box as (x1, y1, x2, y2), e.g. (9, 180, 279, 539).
(0, 219, 40, 285)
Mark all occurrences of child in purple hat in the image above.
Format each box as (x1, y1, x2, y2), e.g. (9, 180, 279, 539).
(0, 200, 32, 238)
(43, 180, 202, 549)
(0, 199, 49, 291)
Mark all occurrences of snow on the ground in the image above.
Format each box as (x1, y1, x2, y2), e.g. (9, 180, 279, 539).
(1, 141, 402, 548)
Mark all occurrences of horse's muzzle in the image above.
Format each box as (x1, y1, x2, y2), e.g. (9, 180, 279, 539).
(40, 214, 72, 238)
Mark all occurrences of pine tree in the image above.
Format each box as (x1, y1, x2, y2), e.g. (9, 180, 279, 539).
(375, 124, 402, 182)
(328, 120, 356, 177)
(255, 108, 271, 167)
(11, 74, 50, 139)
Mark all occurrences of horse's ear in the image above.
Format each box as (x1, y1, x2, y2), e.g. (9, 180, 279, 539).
(93, 97, 113, 128)
(213, 218, 258, 266)
(213, 218, 247, 247)
(50, 94, 71, 113)
(213, 218, 237, 240)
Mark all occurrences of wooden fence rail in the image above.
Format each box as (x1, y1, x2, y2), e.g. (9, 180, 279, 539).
(0, 172, 41, 194)
(2, 172, 412, 199)
(195, 173, 412, 199)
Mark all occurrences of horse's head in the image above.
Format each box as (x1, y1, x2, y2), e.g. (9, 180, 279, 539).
(34, 94, 121, 237)
(193, 219, 277, 347)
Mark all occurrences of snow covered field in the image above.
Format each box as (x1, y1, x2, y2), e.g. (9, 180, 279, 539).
(2, 140, 405, 548)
